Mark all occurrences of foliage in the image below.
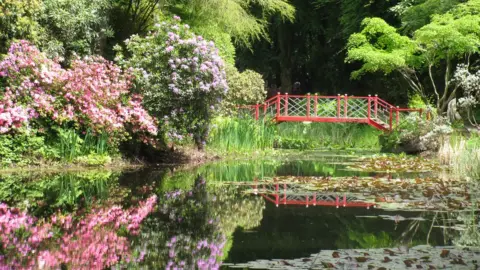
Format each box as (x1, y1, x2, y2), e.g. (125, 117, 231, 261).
(0, 171, 124, 215)
(0, 41, 157, 144)
(222, 64, 267, 111)
(39, 0, 113, 61)
(0, 0, 44, 55)
(380, 114, 452, 153)
(276, 122, 381, 149)
(117, 16, 228, 149)
(346, 9, 480, 113)
(392, 0, 461, 34)
(346, 17, 416, 79)
(169, 0, 295, 48)
(75, 154, 112, 166)
(0, 129, 46, 166)
(208, 116, 276, 153)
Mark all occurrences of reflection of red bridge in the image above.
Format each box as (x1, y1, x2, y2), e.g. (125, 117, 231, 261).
(252, 183, 377, 209)
(240, 94, 422, 131)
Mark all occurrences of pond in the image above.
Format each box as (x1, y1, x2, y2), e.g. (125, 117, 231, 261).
(1, 151, 479, 269)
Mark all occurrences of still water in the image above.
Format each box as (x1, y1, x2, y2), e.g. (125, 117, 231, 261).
(0, 151, 479, 269)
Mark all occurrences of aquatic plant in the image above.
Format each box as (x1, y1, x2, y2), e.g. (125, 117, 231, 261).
(0, 195, 157, 269)
(349, 154, 440, 172)
(239, 175, 477, 211)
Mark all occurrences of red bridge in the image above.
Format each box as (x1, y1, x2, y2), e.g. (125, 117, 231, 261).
(241, 93, 422, 131)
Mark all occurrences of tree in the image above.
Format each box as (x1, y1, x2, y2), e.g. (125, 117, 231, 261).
(169, 0, 295, 48)
(346, 7, 480, 114)
(391, 0, 461, 34)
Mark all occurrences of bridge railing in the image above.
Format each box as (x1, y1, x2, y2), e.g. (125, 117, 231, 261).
(238, 93, 423, 131)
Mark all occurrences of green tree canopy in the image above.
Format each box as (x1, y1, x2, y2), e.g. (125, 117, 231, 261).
(346, 4, 480, 113)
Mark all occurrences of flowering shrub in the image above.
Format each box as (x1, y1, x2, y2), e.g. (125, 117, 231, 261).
(380, 114, 452, 153)
(0, 41, 157, 145)
(116, 16, 228, 148)
(0, 195, 157, 269)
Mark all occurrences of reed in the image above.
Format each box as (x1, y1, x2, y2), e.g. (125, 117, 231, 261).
(208, 116, 276, 152)
(439, 135, 480, 179)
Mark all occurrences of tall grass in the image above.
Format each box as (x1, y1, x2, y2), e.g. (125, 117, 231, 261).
(439, 134, 480, 179)
(276, 122, 381, 149)
(208, 116, 382, 152)
(57, 128, 111, 161)
(208, 116, 276, 152)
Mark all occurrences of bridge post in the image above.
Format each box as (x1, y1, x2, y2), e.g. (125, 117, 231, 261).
(276, 92, 281, 117)
(374, 94, 378, 119)
(396, 106, 399, 127)
(284, 92, 289, 116)
(337, 94, 341, 118)
(255, 104, 259, 120)
(314, 93, 318, 117)
(389, 106, 393, 130)
(306, 93, 311, 118)
(344, 94, 348, 118)
(367, 95, 371, 120)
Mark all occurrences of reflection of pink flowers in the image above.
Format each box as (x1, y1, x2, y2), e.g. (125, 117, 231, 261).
(0, 41, 158, 143)
(0, 195, 157, 269)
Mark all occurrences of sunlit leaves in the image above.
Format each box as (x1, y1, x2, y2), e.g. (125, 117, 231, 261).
(346, 17, 416, 79)
(414, 14, 480, 62)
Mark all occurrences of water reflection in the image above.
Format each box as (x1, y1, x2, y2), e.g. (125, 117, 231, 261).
(0, 195, 156, 269)
(0, 150, 478, 269)
(249, 182, 376, 208)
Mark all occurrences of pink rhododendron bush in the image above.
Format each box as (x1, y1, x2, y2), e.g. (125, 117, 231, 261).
(0, 41, 158, 154)
(0, 195, 157, 269)
(116, 16, 228, 149)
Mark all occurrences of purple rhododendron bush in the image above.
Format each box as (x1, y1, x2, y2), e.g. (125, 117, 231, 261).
(0, 41, 158, 166)
(116, 16, 228, 150)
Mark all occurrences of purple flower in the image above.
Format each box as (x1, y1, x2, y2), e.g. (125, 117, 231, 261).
(166, 46, 174, 53)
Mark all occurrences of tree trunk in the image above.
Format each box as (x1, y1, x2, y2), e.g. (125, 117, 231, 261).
(280, 68, 292, 93)
(277, 20, 294, 93)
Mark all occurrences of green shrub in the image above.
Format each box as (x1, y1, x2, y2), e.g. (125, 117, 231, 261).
(0, 130, 46, 166)
(75, 154, 112, 166)
(222, 64, 266, 112)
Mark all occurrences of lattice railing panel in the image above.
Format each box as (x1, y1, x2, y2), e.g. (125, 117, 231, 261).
(281, 97, 308, 116)
(314, 98, 338, 118)
(347, 98, 368, 118)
